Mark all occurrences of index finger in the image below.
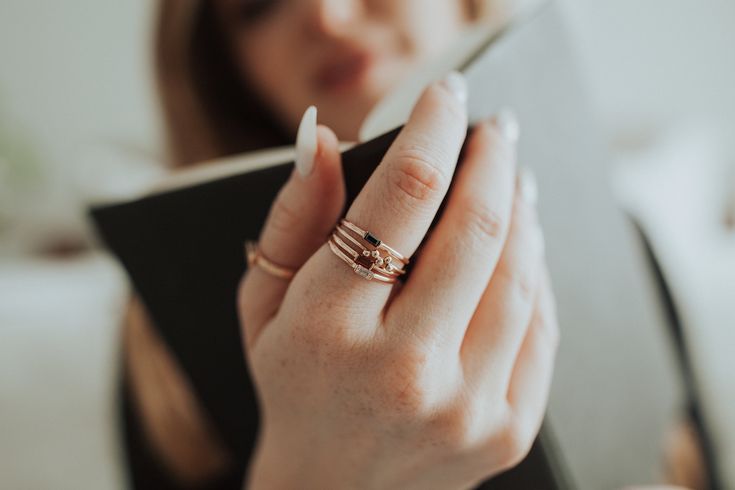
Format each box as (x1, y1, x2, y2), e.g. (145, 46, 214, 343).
(319, 72, 469, 302)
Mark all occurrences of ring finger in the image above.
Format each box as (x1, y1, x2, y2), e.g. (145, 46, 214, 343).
(239, 117, 345, 345)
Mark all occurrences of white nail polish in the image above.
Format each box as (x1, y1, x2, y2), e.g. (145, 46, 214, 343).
(440, 71, 468, 105)
(295, 105, 317, 177)
(518, 166, 538, 205)
(496, 108, 520, 144)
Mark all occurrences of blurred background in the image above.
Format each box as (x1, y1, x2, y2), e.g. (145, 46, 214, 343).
(0, 0, 733, 489)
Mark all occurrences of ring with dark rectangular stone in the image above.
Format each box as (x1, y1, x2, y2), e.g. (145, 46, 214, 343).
(332, 229, 406, 277)
(339, 219, 409, 267)
(327, 238, 396, 283)
(363, 231, 381, 248)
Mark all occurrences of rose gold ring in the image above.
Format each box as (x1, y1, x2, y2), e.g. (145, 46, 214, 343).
(245, 241, 296, 280)
(339, 219, 408, 262)
(327, 220, 410, 283)
(328, 239, 398, 283)
(333, 227, 407, 275)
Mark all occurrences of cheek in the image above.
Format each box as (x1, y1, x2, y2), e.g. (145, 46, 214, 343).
(387, 0, 468, 58)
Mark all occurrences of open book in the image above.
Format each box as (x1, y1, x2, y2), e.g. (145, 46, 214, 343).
(91, 2, 685, 488)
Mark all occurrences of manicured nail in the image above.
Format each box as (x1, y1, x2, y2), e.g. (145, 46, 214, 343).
(495, 108, 520, 144)
(295, 105, 318, 177)
(440, 71, 468, 105)
(518, 166, 538, 205)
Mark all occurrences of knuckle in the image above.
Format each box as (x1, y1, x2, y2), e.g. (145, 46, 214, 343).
(457, 197, 505, 245)
(428, 403, 479, 452)
(392, 379, 432, 418)
(377, 346, 435, 416)
(516, 270, 537, 304)
(493, 416, 535, 470)
(496, 259, 537, 307)
(294, 302, 352, 354)
(390, 145, 450, 204)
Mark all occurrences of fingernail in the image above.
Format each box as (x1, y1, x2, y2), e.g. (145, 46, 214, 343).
(518, 166, 538, 205)
(295, 105, 318, 177)
(440, 71, 468, 105)
(494, 108, 520, 144)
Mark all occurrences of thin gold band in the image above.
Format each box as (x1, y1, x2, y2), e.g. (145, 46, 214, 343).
(339, 219, 407, 262)
(245, 241, 296, 280)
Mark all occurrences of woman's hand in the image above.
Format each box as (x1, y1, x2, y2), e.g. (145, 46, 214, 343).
(238, 73, 559, 490)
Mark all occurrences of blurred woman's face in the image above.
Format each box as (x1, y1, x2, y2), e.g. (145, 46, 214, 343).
(215, 0, 472, 140)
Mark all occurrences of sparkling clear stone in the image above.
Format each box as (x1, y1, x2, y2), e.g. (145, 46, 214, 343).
(354, 265, 374, 280)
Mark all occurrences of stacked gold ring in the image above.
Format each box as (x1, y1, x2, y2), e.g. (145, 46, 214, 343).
(328, 219, 409, 283)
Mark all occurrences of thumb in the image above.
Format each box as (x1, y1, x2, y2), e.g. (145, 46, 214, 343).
(239, 106, 346, 345)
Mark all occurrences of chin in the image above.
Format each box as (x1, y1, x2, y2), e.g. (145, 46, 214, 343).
(315, 63, 406, 141)
(320, 92, 384, 142)
(327, 112, 366, 142)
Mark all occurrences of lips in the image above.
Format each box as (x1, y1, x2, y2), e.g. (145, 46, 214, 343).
(314, 48, 375, 94)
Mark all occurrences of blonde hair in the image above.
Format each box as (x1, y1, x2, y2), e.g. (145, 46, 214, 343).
(155, 0, 505, 167)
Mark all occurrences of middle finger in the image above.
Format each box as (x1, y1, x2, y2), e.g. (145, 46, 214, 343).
(315, 72, 469, 309)
(389, 114, 519, 350)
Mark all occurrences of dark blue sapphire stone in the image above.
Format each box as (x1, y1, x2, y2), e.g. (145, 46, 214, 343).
(364, 232, 381, 247)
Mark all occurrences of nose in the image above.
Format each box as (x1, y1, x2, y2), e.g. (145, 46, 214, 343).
(301, 0, 361, 38)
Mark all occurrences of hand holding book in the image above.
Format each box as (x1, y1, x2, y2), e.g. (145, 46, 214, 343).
(241, 74, 558, 489)
(95, 6, 671, 486)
